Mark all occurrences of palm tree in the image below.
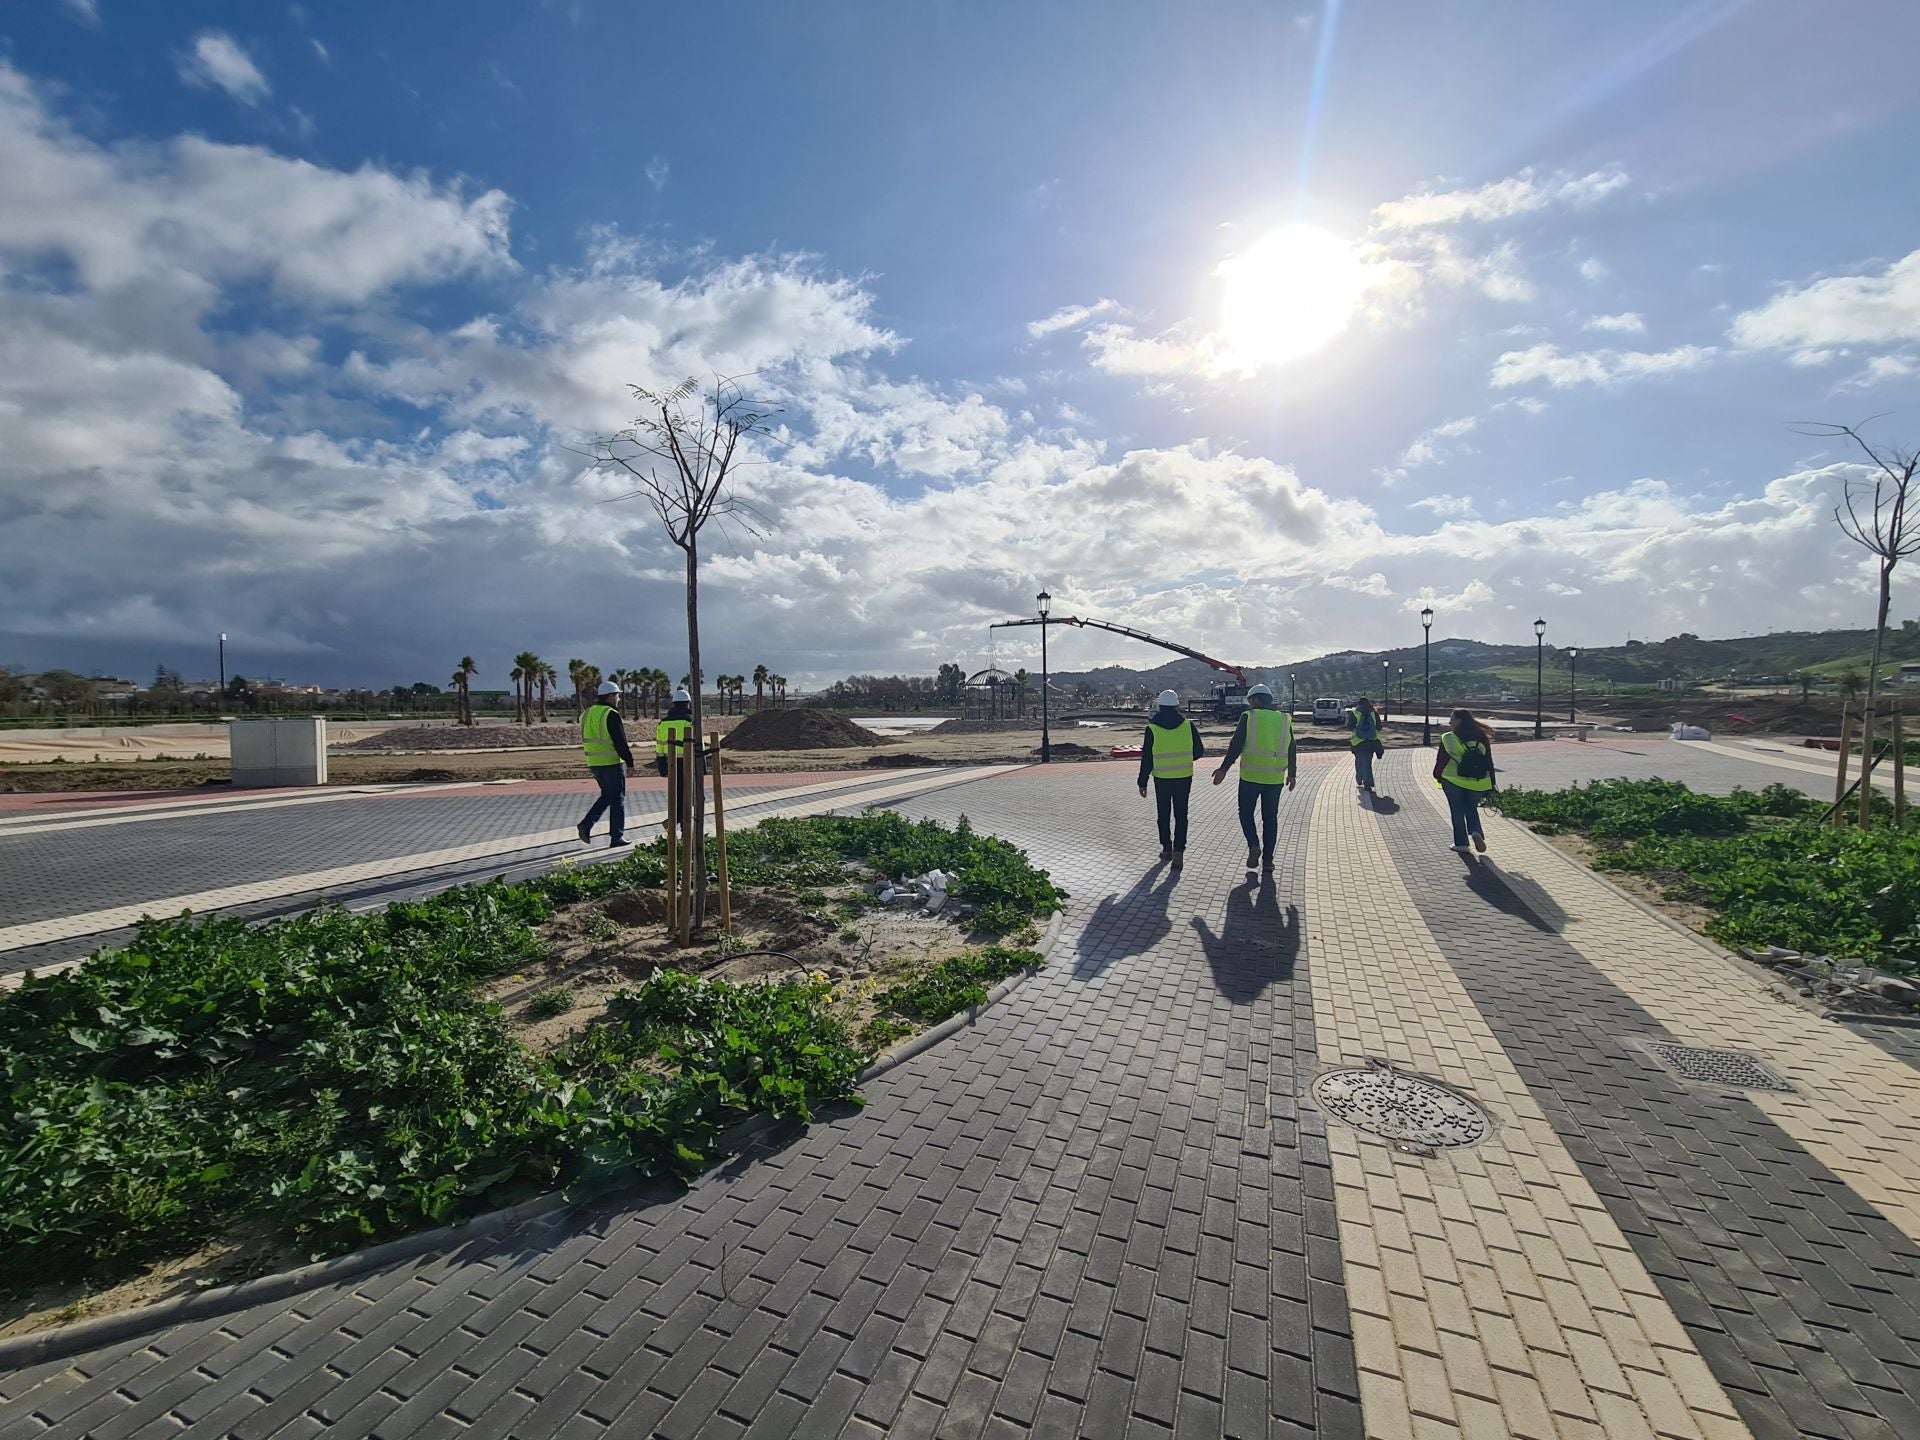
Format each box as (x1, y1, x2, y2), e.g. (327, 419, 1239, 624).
(566, 658, 588, 714)
(1012, 668, 1029, 720)
(607, 668, 629, 719)
(511, 651, 540, 725)
(753, 663, 770, 712)
(773, 674, 787, 708)
(731, 675, 746, 713)
(452, 656, 478, 725)
(537, 662, 556, 723)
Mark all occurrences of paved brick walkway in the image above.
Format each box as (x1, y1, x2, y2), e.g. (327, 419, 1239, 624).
(3, 739, 1919, 1438)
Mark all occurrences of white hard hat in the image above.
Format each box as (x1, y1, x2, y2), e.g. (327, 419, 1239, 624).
(671, 686, 691, 703)
(1156, 689, 1180, 708)
(596, 679, 620, 696)
(1246, 684, 1273, 700)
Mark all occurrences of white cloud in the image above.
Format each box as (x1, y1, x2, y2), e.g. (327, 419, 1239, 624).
(1584, 312, 1645, 333)
(644, 156, 669, 191)
(1489, 342, 1715, 389)
(1326, 573, 1391, 597)
(1731, 250, 1920, 350)
(62, 0, 101, 27)
(1411, 493, 1478, 518)
(311, 39, 331, 64)
(1840, 353, 1917, 389)
(1579, 257, 1610, 284)
(1027, 298, 1119, 338)
(1371, 167, 1628, 231)
(1381, 414, 1479, 485)
(178, 31, 271, 105)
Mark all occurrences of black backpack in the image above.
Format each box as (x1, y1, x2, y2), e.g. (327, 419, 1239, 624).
(1454, 740, 1491, 781)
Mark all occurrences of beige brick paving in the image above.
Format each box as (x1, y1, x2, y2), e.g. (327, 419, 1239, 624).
(1414, 772, 1920, 1244)
(1306, 775, 1752, 1439)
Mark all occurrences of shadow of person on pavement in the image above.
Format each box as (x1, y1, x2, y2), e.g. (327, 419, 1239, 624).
(1073, 863, 1179, 979)
(1366, 791, 1401, 815)
(1458, 853, 1567, 933)
(1190, 876, 1299, 1004)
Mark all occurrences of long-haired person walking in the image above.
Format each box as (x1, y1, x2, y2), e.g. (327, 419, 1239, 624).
(1347, 696, 1384, 792)
(1138, 688, 1205, 868)
(1432, 709, 1497, 853)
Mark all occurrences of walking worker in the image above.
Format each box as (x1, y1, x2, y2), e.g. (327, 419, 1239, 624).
(576, 679, 635, 848)
(1137, 688, 1205, 868)
(1211, 683, 1296, 873)
(1433, 708, 1497, 853)
(1347, 696, 1384, 792)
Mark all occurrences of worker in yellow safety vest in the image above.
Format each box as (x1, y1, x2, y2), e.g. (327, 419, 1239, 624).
(576, 679, 635, 848)
(655, 686, 698, 824)
(1432, 709, 1498, 854)
(1136, 689, 1205, 868)
(1211, 684, 1297, 874)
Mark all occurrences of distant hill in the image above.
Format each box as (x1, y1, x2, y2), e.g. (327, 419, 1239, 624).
(1044, 620, 1920, 702)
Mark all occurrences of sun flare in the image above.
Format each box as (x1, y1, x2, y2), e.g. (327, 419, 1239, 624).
(1216, 224, 1369, 370)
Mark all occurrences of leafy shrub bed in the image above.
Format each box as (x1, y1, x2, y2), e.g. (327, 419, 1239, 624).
(1, 813, 1060, 1298)
(1489, 779, 1920, 968)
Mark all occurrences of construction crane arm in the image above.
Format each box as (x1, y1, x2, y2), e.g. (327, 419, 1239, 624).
(989, 615, 1247, 685)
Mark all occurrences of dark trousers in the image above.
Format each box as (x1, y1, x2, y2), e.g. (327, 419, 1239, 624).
(1352, 743, 1376, 787)
(1153, 776, 1192, 852)
(1237, 781, 1282, 861)
(582, 764, 626, 840)
(1444, 781, 1484, 846)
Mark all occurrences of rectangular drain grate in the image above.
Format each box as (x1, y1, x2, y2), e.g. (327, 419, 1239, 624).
(1643, 1040, 1793, 1093)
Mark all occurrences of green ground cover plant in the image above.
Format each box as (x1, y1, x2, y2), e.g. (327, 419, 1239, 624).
(0, 812, 1061, 1298)
(858, 945, 1043, 1051)
(1490, 779, 1919, 970)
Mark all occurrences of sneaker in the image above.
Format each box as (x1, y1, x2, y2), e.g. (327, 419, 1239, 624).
(1449, 843, 1470, 852)
(1471, 834, 1486, 854)
(1246, 847, 1260, 870)
(576, 821, 592, 845)
(1261, 859, 1274, 875)
(1160, 846, 1173, 862)
(609, 836, 629, 849)
(1171, 851, 1185, 870)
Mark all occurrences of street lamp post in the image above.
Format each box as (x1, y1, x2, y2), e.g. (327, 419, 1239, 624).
(218, 632, 227, 696)
(1397, 666, 1405, 711)
(1568, 648, 1579, 724)
(1421, 606, 1434, 746)
(1533, 618, 1547, 739)
(1382, 660, 1390, 712)
(1288, 672, 1296, 716)
(1037, 590, 1052, 764)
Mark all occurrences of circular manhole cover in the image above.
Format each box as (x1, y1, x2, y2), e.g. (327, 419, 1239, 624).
(1311, 1066, 1491, 1149)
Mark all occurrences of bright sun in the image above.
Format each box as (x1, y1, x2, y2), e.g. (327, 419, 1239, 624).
(1216, 224, 1369, 370)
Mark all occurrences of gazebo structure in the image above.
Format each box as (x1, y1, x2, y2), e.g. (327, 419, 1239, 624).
(963, 666, 1027, 720)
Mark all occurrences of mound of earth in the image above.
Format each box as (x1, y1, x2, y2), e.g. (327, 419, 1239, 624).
(1038, 742, 1104, 759)
(722, 708, 885, 751)
(332, 723, 582, 753)
(929, 717, 1039, 735)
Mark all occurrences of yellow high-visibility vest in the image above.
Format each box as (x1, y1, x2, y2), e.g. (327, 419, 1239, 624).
(1151, 719, 1195, 780)
(581, 705, 620, 768)
(655, 718, 693, 758)
(1241, 709, 1293, 785)
(1440, 731, 1493, 791)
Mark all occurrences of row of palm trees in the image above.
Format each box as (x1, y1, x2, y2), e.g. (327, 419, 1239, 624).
(447, 656, 792, 726)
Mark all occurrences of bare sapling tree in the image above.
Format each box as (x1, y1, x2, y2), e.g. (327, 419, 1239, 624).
(1798, 420, 1919, 813)
(585, 376, 776, 929)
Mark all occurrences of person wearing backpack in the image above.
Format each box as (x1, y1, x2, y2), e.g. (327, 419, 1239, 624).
(1347, 697, 1385, 792)
(1137, 689, 1206, 868)
(1432, 709, 1496, 852)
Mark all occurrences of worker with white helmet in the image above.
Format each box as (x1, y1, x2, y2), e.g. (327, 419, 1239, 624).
(576, 677, 636, 848)
(656, 685, 699, 826)
(1137, 688, 1206, 868)
(1211, 682, 1296, 874)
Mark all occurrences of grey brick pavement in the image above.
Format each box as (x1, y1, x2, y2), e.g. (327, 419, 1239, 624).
(1372, 747, 1920, 1440)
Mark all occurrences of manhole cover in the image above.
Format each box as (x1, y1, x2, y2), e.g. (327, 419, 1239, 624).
(1311, 1064, 1491, 1149)
(1643, 1041, 1792, 1093)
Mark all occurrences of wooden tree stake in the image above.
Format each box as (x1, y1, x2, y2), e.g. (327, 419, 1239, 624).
(711, 732, 733, 935)
(664, 738, 680, 937)
(1859, 708, 1876, 831)
(1833, 703, 1853, 829)
(1895, 700, 1907, 831)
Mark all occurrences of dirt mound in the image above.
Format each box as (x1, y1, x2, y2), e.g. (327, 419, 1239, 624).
(722, 708, 885, 751)
(333, 723, 582, 753)
(929, 718, 1039, 735)
(1039, 742, 1104, 759)
(863, 752, 937, 768)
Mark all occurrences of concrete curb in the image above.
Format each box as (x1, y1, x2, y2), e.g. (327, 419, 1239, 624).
(0, 907, 1066, 1370)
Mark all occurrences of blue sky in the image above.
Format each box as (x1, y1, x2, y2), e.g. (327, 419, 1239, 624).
(2, 0, 1918, 688)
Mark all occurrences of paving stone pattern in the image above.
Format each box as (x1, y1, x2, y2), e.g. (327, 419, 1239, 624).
(1373, 750, 1920, 1440)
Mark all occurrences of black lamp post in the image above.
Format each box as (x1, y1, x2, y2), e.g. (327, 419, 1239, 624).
(1397, 666, 1405, 711)
(1037, 590, 1052, 763)
(1533, 618, 1546, 739)
(1568, 647, 1579, 723)
(1288, 672, 1296, 715)
(218, 631, 227, 696)
(1420, 607, 1434, 746)
(1382, 659, 1390, 709)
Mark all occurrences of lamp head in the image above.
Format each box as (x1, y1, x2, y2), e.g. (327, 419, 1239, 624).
(1420, 606, 1433, 629)
(1036, 590, 1051, 617)
(1568, 648, 1579, 660)
(1534, 617, 1546, 639)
